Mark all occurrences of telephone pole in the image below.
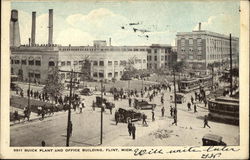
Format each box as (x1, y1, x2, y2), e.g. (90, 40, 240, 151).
(229, 34, 233, 96)
(100, 79, 104, 145)
(59, 69, 82, 146)
(173, 67, 177, 123)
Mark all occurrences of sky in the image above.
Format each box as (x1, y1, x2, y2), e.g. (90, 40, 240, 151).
(11, 0, 240, 46)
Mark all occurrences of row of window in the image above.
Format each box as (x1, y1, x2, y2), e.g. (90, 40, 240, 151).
(60, 48, 146, 52)
(147, 55, 171, 61)
(180, 38, 202, 46)
(11, 59, 55, 66)
(147, 48, 171, 54)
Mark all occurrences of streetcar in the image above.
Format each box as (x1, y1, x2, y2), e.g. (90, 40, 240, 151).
(207, 96, 239, 125)
(179, 76, 212, 93)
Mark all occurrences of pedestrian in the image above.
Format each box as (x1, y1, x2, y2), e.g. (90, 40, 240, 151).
(203, 115, 210, 128)
(204, 99, 207, 107)
(161, 95, 164, 104)
(187, 102, 191, 111)
(142, 113, 147, 126)
(161, 106, 165, 117)
(152, 110, 155, 121)
(170, 105, 173, 117)
(191, 96, 194, 104)
(13, 110, 20, 123)
(109, 107, 113, 115)
(92, 101, 95, 111)
(41, 140, 46, 147)
(128, 97, 132, 107)
(127, 121, 132, 136)
(172, 114, 177, 125)
(194, 104, 197, 113)
(131, 123, 136, 140)
(115, 110, 119, 125)
(79, 103, 83, 113)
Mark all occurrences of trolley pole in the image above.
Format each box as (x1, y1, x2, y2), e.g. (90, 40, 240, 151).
(100, 79, 103, 145)
(27, 74, 31, 112)
(229, 34, 233, 96)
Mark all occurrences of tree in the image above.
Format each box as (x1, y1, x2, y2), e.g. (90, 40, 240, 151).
(80, 59, 92, 81)
(171, 60, 188, 91)
(43, 66, 64, 101)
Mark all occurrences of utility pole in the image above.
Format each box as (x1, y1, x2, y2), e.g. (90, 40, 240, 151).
(59, 69, 81, 147)
(27, 73, 31, 111)
(229, 34, 233, 96)
(173, 67, 177, 123)
(100, 79, 104, 145)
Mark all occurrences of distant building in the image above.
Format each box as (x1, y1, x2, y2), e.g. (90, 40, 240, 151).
(147, 44, 177, 70)
(176, 25, 239, 73)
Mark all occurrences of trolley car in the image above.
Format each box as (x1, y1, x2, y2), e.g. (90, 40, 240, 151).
(207, 96, 239, 125)
(179, 76, 212, 93)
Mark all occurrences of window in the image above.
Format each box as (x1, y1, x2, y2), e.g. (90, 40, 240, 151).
(108, 73, 112, 77)
(99, 61, 104, 66)
(66, 73, 70, 79)
(15, 60, 20, 64)
(11, 68, 14, 74)
(99, 72, 104, 78)
(108, 61, 112, 66)
(161, 56, 164, 61)
(28, 60, 34, 65)
(28, 72, 34, 78)
(61, 73, 65, 79)
(120, 60, 126, 66)
(49, 61, 55, 66)
(21, 60, 27, 65)
(154, 56, 157, 61)
(67, 61, 71, 66)
(79, 61, 83, 65)
(143, 59, 146, 63)
(35, 60, 41, 66)
(134, 49, 138, 51)
(93, 72, 98, 77)
(11, 59, 14, 64)
(114, 72, 118, 77)
(165, 55, 168, 61)
(181, 39, 185, 46)
(93, 61, 98, 66)
(114, 61, 118, 66)
(154, 49, 157, 53)
(155, 64, 157, 69)
(147, 49, 151, 53)
(61, 61, 65, 66)
(73, 61, 78, 65)
(148, 56, 152, 61)
(197, 38, 202, 45)
(189, 39, 193, 45)
(35, 73, 40, 79)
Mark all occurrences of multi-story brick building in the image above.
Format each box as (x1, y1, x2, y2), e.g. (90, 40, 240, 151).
(147, 44, 177, 70)
(176, 28, 239, 73)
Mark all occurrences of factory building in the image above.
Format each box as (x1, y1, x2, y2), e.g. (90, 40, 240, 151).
(176, 23, 239, 73)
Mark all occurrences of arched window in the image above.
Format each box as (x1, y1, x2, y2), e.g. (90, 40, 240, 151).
(48, 61, 55, 66)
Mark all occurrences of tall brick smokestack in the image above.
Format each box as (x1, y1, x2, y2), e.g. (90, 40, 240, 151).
(48, 9, 53, 45)
(31, 12, 36, 46)
(199, 22, 201, 31)
(10, 9, 21, 47)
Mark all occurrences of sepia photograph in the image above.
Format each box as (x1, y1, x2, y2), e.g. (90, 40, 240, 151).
(1, 0, 249, 159)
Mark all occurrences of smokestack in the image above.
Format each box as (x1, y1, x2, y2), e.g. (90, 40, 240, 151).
(109, 38, 111, 46)
(199, 22, 201, 31)
(31, 12, 36, 46)
(48, 9, 53, 45)
(29, 38, 31, 46)
(10, 10, 21, 47)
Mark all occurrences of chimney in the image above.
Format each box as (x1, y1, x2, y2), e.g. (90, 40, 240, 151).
(48, 9, 53, 45)
(31, 12, 36, 46)
(109, 38, 111, 46)
(29, 38, 31, 46)
(10, 10, 21, 47)
(199, 22, 201, 31)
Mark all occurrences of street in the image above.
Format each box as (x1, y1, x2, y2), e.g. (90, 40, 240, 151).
(10, 82, 239, 147)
